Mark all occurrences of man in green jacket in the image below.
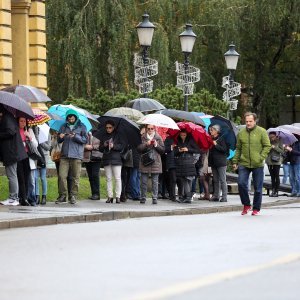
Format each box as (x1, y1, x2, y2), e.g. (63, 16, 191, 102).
(232, 112, 271, 216)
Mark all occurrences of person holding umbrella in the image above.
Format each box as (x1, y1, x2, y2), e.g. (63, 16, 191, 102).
(208, 124, 229, 202)
(174, 129, 200, 203)
(56, 109, 88, 205)
(0, 106, 27, 206)
(265, 132, 285, 197)
(137, 124, 165, 204)
(99, 120, 125, 204)
(284, 135, 300, 197)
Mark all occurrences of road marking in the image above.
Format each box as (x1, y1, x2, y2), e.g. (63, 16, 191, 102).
(126, 253, 300, 300)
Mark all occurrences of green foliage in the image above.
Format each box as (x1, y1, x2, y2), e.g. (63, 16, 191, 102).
(0, 175, 111, 201)
(47, 0, 300, 126)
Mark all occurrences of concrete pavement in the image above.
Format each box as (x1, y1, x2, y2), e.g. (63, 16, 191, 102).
(1, 192, 300, 230)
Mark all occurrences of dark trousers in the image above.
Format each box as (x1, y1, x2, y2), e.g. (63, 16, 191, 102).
(86, 161, 101, 196)
(268, 164, 281, 191)
(158, 172, 169, 198)
(166, 168, 176, 200)
(121, 166, 131, 199)
(177, 176, 193, 200)
(17, 158, 31, 202)
(238, 166, 264, 211)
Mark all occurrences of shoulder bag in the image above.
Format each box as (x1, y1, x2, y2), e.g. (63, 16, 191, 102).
(141, 148, 155, 166)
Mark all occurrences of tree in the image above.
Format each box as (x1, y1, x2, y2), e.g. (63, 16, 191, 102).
(46, 0, 300, 126)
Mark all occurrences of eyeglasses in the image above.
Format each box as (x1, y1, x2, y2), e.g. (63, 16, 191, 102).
(147, 128, 154, 130)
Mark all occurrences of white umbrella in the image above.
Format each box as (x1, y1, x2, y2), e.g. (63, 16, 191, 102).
(278, 125, 300, 136)
(137, 114, 179, 130)
(38, 123, 50, 144)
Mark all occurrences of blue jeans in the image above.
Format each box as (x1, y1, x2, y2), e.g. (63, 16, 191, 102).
(238, 166, 264, 211)
(129, 168, 140, 198)
(282, 163, 290, 184)
(35, 167, 47, 196)
(289, 164, 300, 195)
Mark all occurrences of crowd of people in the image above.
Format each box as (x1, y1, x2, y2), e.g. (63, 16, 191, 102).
(1, 105, 299, 216)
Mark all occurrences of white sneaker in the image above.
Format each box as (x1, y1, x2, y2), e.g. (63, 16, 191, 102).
(0, 199, 11, 205)
(7, 199, 19, 206)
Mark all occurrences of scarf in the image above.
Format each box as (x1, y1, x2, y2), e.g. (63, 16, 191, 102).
(147, 132, 155, 140)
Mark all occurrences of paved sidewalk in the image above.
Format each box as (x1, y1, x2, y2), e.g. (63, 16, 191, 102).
(0, 193, 299, 230)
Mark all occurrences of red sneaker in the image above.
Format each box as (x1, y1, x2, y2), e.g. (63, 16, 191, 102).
(252, 210, 260, 216)
(241, 205, 251, 215)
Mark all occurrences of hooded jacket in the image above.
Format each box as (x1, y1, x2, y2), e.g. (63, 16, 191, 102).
(233, 125, 271, 168)
(58, 109, 88, 159)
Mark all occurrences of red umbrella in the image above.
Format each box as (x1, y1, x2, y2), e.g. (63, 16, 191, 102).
(156, 126, 168, 141)
(168, 122, 213, 151)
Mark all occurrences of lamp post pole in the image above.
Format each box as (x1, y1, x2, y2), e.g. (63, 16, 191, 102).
(179, 24, 196, 112)
(135, 13, 156, 98)
(183, 52, 190, 111)
(223, 43, 240, 119)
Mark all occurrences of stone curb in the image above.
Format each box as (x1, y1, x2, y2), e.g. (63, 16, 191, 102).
(0, 199, 299, 230)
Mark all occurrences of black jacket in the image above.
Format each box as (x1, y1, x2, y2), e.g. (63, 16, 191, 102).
(174, 135, 199, 177)
(99, 131, 125, 166)
(164, 137, 176, 171)
(0, 112, 27, 166)
(208, 136, 228, 168)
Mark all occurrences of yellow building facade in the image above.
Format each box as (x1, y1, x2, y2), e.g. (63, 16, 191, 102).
(0, 0, 47, 93)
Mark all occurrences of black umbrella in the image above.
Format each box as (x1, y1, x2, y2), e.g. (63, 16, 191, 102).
(0, 91, 34, 119)
(94, 115, 141, 147)
(209, 115, 238, 151)
(156, 109, 206, 127)
(123, 98, 166, 113)
(2, 85, 51, 103)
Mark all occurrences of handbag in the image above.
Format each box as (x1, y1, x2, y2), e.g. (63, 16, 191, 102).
(36, 144, 46, 167)
(121, 149, 132, 162)
(51, 141, 62, 162)
(141, 148, 155, 166)
(271, 153, 281, 162)
(26, 138, 42, 161)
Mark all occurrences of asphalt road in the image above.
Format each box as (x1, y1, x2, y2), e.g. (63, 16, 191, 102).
(1, 204, 300, 300)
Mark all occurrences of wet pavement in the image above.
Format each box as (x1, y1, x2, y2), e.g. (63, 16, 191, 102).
(0, 193, 299, 229)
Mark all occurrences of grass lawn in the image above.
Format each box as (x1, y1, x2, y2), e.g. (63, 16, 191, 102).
(0, 175, 109, 202)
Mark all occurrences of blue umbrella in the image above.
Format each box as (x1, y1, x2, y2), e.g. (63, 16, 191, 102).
(48, 104, 93, 132)
(209, 115, 238, 155)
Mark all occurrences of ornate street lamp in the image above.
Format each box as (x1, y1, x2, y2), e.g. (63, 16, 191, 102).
(134, 13, 158, 97)
(222, 43, 241, 116)
(179, 24, 197, 111)
(136, 13, 155, 65)
(224, 43, 240, 86)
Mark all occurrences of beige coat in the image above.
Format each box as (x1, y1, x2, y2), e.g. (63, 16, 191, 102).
(137, 132, 165, 174)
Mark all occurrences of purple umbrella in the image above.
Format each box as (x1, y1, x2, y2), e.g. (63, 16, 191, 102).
(267, 127, 297, 145)
(0, 91, 34, 119)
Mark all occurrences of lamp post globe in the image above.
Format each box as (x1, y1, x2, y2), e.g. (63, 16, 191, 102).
(136, 13, 155, 48)
(179, 24, 197, 55)
(224, 43, 240, 84)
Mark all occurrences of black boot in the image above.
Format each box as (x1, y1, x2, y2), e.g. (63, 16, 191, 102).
(41, 195, 46, 205)
(20, 198, 30, 206)
(36, 195, 40, 205)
